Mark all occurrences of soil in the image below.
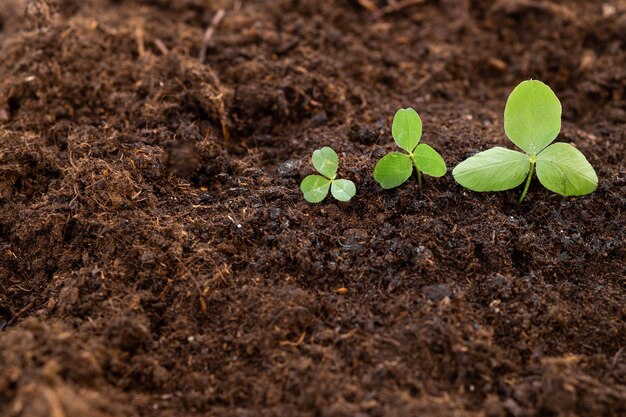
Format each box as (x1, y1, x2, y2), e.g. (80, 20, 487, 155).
(0, 0, 625, 416)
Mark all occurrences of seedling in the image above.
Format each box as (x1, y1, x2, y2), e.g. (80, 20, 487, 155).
(373, 108, 446, 189)
(300, 147, 356, 203)
(453, 80, 598, 203)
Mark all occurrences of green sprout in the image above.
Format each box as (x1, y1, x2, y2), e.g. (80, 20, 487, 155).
(453, 80, 598, 203)
(300, 147, 356, 203)
(373, 108, 446, 189)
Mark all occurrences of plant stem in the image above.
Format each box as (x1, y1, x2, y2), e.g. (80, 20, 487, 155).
(411, 156, 422, 187)
(518, 160, 535, 204)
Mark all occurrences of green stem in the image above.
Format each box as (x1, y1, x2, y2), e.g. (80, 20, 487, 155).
(518, 160, 535, 204)
(411, 156, 422, 187)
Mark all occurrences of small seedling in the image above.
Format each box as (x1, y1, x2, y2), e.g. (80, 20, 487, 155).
(453, 80, 598, 203)
(373, 108, 446, 189)
(300, 147, 356, 203)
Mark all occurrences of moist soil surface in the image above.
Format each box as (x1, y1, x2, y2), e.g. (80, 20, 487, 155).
(1, 1, 625, 416)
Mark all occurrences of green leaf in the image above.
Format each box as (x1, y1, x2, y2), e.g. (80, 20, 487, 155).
(412, 143, 447, 177)
(312, 147, 338, 179)
(331, 179, 356, 201)
(453, 147, 530, 192)
(504, 79, 561, 155)
(536, 143, 598, 196)
(300, 175, 331, 203)
(373, 152, 413, 189)
(392, 108, 422, 152)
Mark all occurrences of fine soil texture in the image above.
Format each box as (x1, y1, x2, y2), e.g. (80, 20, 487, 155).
(1, 1, 625, 416)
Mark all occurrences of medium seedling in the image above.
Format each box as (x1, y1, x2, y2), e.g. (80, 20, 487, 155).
(453, 80, 598, 203)
(300, 147, 356, 203)
(373, 108, 446, 189)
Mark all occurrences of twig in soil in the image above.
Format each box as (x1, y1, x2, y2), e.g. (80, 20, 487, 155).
(413, 74, 432, 93)
(7, 301, 34, 327)
(209, 92, 231, 144)
(279, 332, 306, 347)
(41, 387, 66, 417)
(355, 0, 379, 12)
(613, 347, 624, 366)
(339, 328, 359, 340)
(154, 38, 169, 55)
(490, 0, 575, 20)
(175, 257, 211, 319)
(134, 23, 146, 57)
(199, 9, 226, 63)
(375, 0, 425, 18)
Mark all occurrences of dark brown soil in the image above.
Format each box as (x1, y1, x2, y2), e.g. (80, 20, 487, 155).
(1, 0, 625, 416)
